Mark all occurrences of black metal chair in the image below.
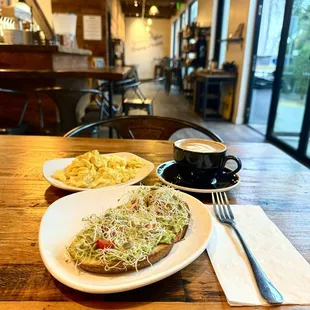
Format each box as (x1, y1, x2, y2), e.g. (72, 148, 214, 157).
(0, 88, 29, 135)
(154, 57, 173, 79)
(96, 62, 165, 116)
(63, 115, 223, 142)
(35, 87, 106, 135)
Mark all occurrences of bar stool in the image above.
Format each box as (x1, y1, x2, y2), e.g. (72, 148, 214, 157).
(114, 79, 154, 116)
(0, 88, 29, 135)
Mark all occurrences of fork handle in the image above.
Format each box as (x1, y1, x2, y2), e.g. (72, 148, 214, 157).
(232, 225, 283, 304)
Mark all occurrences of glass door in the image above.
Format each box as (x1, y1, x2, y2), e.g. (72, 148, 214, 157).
(267, 0, 310, 166)
(246, 0, 286, 135)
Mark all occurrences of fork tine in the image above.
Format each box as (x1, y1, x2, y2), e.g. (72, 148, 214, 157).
(211, 192, 215, 206)
(212, 193, 222, 222)
(219, 192, 230, 219)
(216, 192, 226, 219)
(224, 192, 234, 220)
(215, 204, 222, 222)
(219, 205, 226, 220)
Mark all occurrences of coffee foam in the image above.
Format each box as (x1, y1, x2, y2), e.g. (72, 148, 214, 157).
(176, 139, 225, 153)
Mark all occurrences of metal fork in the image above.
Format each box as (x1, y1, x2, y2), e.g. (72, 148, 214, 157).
(212, 192, 283, 304)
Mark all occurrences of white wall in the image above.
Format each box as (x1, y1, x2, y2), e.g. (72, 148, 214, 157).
(197, 0, 213, 27)
(27, 0, 54, 30)
(107, 0, 125, 40)
(125, 18, 171, 79)
(225, 0, 257, 124)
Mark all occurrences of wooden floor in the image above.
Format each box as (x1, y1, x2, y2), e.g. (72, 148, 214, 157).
(122, 82, 266, 143)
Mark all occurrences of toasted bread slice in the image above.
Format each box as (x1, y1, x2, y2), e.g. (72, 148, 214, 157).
(69, 225, 188, 274)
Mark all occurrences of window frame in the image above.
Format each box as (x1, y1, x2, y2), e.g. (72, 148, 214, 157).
(188, 0, 198, 24)
(172, 20, 177, 57)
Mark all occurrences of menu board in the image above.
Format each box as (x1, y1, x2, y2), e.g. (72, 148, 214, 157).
(83, 15, 102, 41)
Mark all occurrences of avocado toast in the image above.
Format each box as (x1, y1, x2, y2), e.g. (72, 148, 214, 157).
(67, 186, 191, 273)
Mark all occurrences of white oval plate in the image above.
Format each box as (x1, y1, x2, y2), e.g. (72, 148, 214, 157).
(43, 152, 154, 192)
(39, 186, 213, 294)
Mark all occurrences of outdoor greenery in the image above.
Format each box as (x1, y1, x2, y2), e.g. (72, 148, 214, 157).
(290, 2, 310, 97)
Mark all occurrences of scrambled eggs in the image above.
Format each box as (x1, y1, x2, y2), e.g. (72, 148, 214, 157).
(53, 150, 145, 188)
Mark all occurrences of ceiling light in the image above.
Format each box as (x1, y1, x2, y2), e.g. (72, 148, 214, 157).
(136, 13, 139, 17)
(134, 1, 138, 7)
(145, 25, 150, 32)
(147, 18, 152, 25)
(149, 5, 159, 16)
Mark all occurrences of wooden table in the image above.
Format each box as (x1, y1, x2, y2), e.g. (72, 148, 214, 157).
(0, 136, 309, 310)
(0, 67, 133, 81)
(0, 67, 133, 135)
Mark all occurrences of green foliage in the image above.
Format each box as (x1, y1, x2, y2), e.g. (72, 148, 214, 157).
(290, 3, 310, 96)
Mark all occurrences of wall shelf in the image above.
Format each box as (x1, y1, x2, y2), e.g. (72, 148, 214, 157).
(218, 37, 244, 49)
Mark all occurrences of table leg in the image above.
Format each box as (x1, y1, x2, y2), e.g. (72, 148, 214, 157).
(108, 81, 114, 138)
(52, 93, 84, 133)
(202, 79, 209, 121)
(230, 78, 236, 121)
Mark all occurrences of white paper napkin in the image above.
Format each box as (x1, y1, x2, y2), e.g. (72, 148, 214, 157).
(206, 205, 310, 306)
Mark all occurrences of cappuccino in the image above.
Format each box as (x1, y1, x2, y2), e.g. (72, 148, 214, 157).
(175, 139, 226, 153)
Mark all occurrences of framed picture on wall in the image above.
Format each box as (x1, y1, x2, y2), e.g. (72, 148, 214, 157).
(92, 57, 105, 68)
(83, 15, 102, 40)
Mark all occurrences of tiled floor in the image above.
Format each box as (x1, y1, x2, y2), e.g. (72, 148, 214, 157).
(125, 82, 266, 143)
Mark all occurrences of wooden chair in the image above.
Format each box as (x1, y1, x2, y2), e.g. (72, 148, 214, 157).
(0, 88, 29, 135)
(63, 115, 223, 142)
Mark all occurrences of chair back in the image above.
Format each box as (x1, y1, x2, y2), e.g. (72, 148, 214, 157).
(64, 116, 223, 141)
(0, 88, 28, 134)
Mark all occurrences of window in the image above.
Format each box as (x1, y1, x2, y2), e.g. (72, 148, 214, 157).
(171, 22, 175, 57)
(218, 0, 231, 67)
(172, 20, 177, 57)
(174, 19, 180, 57)
(180, 12, 184, 29)
(189, 0, 198, 24)
(180, 11, 188, 29)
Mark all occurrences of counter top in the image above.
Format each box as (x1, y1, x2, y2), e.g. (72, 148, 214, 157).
(0, 44, 92, 56)
(194, 70, 237, 79)
(0, 66, 133, 80)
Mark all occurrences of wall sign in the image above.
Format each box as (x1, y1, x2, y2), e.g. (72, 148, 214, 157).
(83, 15, 102, 40)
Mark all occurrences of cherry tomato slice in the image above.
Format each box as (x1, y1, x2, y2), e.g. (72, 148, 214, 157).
(96, 238, 114, 249)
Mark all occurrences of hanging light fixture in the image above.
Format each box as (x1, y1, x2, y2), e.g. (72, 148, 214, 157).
(134, 0, 138, 7)
(147, 18, 152, 25)
(149, 4, 159, 16)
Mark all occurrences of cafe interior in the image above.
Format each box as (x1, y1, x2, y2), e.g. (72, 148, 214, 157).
(0, 0, 310, 309)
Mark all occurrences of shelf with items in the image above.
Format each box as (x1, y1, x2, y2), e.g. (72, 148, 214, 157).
(178, 25, 210, 97)
(218, 37, 244, 49)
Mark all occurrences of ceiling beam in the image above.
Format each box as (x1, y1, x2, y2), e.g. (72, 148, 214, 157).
(121, 4, 176, 18)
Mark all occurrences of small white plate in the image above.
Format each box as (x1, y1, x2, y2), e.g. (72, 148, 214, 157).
(39, 186, 213, 294)
(43, 152, 154, 192)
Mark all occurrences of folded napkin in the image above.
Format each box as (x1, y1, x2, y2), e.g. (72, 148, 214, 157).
(206, 205, 310, 306)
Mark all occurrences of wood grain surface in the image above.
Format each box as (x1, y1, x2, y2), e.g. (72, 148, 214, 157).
(0, 136, 309, 309)
(0, 67, 133, 80)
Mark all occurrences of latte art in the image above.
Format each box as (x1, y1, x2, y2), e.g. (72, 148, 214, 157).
(175, 139, 226, 153)
(181, 142, 219, 153)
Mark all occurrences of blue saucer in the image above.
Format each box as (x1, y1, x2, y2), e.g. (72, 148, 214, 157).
(156, 160, 240, 193)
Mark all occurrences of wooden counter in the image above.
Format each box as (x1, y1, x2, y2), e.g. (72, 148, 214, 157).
(0, 44, 92, 70)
